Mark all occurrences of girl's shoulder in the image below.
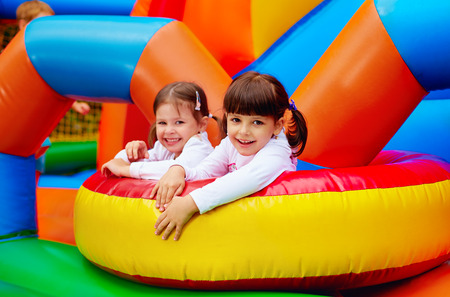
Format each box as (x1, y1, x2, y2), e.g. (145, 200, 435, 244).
(184, 132, 214, 152)
(191, 134, 203, 142)
(270, 130, 290, 146)
(189, 132, 213, 145)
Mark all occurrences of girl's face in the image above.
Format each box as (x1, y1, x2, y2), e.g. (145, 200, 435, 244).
(155, 102, 207, 158)
(226, 113, 284, 156)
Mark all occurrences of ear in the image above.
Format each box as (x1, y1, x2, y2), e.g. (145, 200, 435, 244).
(273, 117, 285, 135)
(18, 19, 27, 30)
(198, 116, 209, 132)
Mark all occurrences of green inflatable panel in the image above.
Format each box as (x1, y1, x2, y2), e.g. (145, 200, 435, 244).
(44, 141, 97, 174)
(0, 238, 325, 297)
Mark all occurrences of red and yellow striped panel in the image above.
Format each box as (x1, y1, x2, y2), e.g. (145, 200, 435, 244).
(74, 151, 450, 290)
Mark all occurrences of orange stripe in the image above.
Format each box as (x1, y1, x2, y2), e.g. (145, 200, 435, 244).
(96, 103, 127, 170)
(183, 0, 254, 76)
(292, 0, 428, 168)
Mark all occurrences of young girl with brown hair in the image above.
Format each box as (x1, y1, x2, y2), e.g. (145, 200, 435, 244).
(101, 81, 219, 181)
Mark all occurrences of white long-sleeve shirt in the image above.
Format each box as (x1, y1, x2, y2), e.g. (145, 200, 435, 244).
(115, 132, 213, 180)
(178, 131, 297, 214)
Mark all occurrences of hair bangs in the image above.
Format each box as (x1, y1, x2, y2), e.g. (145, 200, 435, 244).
(224, 76, 276, 117)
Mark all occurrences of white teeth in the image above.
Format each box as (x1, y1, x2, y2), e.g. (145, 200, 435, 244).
(239, 139, 253, 144)
(165, 138, 180, 143)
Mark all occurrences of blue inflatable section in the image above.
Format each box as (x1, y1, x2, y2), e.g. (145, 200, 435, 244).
(0, 154, 36, 241)
(237, 0, 365, 96)
(26, 16, 173, 102)
(375, 0, 450, 91)
(38, 169, 97, 189)
(384, 99, 450, 162)
(0, 0, 136, 19)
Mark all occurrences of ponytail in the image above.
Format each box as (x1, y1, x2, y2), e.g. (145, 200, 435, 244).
(147, 123, 157, 149)
(286, 108, 308, 157)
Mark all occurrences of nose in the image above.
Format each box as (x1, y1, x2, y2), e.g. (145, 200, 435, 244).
(166, 124, 176, 134)
(239, 123, 250, 135)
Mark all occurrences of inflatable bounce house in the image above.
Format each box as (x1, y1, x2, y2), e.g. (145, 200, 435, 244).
(0, 0, 449, 296)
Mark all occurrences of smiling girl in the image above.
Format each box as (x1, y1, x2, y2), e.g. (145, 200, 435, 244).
(101, 81, 218, 190)
(152, 71, 308, 240)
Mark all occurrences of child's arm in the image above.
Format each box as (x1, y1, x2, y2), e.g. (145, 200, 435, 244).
(154, 140, 292, 240)
(150, 138, 229, 211)
(154, 194, 198, 240)
(101, 158, 131, 177)
(152, 137, 294, 241)
(192, 140, 294, 214)
(190, 134, 295, 214)
(154, 140, 294, 240)
(129, 134, 213, 181)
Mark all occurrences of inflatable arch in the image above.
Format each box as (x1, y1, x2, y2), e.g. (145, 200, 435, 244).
(0, 0, 449, 293)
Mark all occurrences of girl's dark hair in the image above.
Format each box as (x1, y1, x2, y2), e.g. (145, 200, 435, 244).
(148, 81, 221, 146)
(223, 71, 307, 156)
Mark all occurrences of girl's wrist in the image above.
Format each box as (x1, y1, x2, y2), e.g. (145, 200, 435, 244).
(185, 194, 199, 214)
(170, 165, 186, 178)
(122, 164, 131, 177)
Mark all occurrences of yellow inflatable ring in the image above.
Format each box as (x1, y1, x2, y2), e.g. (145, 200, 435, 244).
(74, 150, 450, 291)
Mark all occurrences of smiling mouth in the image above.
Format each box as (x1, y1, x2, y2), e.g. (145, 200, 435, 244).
(165, 138, 181, 143)
(237, 139, 255, 144)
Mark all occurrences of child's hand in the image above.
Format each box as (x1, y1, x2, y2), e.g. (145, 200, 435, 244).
(154, 195, 199, 240)
(101, 158, 131, 178)
(125, 140, 149, 162)
(150, 165, 186, 211)
(71, 101, 90, 115)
